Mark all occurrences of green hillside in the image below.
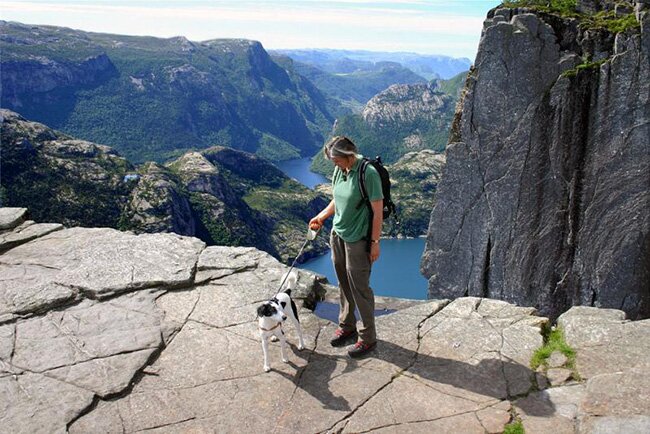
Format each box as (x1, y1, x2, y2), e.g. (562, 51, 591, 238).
(0, 21, 334, 164)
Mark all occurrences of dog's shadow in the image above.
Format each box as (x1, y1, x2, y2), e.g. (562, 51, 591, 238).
(275, 340, 556, 417)
(274, 344, 356, 411)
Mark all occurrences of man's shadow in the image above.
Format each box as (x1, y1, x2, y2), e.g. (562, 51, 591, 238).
(276, 330, 555, 417)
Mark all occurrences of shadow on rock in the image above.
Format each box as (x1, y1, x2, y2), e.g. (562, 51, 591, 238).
(277, 340, 554, 417)
(274, 344, 357, 411)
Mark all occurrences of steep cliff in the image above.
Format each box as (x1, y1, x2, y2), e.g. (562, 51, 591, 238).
(421, 0, 649, 319)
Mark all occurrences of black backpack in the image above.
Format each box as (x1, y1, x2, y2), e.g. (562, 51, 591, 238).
(356, 156, 397, 250)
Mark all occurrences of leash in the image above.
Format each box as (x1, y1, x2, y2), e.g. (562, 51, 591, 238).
(273, 226, 321, 296)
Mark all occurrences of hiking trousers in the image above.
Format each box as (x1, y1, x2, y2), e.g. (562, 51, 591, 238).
(330, 231, 376, 345)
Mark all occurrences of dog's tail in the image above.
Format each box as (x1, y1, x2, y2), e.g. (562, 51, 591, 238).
(281, 270, 298, 294)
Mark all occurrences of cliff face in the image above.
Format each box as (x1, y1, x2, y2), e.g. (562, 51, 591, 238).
(421, 1, 649, 319)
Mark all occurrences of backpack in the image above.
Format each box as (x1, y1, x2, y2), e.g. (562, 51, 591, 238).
(357, 156, 397, 250)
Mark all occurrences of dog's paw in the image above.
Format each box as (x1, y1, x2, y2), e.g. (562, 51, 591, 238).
(297, 344, 305, 350)
(270, 335, 279, 342)
(264, 365, 271, 372)
(282, 358, 289, 363)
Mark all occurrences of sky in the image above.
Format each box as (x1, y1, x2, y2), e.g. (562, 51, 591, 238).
(1, 1, 503, 60)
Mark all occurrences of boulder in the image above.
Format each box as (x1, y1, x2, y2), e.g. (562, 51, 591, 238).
(0, 207, 27, 230)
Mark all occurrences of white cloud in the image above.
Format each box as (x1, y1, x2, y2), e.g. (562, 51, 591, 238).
(1, 1, 487, 57)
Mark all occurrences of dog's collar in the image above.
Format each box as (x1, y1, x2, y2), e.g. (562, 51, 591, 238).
(259, 322, 282, 332)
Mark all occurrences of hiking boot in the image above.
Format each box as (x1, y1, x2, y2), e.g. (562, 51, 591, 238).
(347, 340, 377, 358)
(330, 328, 358, 347)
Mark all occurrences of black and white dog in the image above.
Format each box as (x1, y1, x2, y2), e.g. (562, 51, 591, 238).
(257, 271, 305, 372)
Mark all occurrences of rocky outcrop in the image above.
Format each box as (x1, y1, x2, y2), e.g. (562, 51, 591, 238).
(2, 208, 649, 433)
(421, 2, 650, 319)
(170, 146, 332, 263)
(362, 81, 453, 128)
(0, 109, 133, 228)
(124, 162, 197, 235)
(1, 111, 330, 262)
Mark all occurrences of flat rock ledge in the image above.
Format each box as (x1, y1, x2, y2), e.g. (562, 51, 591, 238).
(0, 212, 648, 433)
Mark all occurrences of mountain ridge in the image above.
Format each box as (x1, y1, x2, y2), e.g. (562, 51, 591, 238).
(271, 48, 472, 80)
(0, 21, 334, 164)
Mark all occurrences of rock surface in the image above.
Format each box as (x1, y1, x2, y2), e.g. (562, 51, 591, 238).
(0, 208, 27, 230)
(362, 82, 453, 128)
(515, 306, 650, 433)
(2, 210, 649, 433)
(421, 3, 650, 319)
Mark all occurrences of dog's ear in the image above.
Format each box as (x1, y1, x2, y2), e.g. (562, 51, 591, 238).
(256, 305, 266, 317)
(283, 288, 292, 297)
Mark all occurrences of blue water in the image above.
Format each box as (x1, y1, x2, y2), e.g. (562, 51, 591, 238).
(313, 301, 396, 324)
(298, 237, 429, 300)
(275, 157, 329, 189)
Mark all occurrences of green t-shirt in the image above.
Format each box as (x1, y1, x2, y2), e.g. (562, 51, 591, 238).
(332, 155, 384, 243)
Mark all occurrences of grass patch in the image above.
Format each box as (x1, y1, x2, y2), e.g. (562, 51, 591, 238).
(530, 327, 578, 374)
(503, 419, 525, 434)
(502, 0, 578, 17)
(560, 58, 607, 78)
(581, 10, 640, 33)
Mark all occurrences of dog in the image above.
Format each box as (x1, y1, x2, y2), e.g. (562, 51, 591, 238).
(257, 271, 305, 372)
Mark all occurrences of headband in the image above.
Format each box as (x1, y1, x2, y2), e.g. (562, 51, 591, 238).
(327, 143, 356, 159)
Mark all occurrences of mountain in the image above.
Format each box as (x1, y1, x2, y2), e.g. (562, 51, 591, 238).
(310, 72, 466, 176)
(271, 48, 472, 80)
(0, 110, 330, 262)
(0, 110, 133, 228)
(0, 21, 334, 164)
(272, 55, 427, 114)
(421, 0, 649, 320)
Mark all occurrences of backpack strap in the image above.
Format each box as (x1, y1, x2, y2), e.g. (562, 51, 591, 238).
(356, 158, 373, 253)
(356, 158, 370, 210)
